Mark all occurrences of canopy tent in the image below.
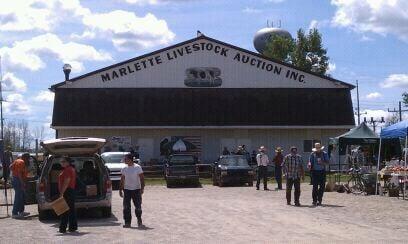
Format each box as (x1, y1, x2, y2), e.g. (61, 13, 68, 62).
(329, 123, 379, 175)
(329, 122, 379, 153)
(376, 120, 408, 198)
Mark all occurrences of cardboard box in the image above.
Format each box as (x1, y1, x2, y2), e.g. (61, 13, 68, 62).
(50, 170, 61, 183)
(51, 197, 69, 216)
(86, 185, 97, 196)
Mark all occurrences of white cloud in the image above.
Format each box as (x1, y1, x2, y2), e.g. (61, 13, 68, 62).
(267, 0, 286, 3)
(4, 93, 31, 115)
(2, 72, 27, 92)
(0, 0, 89, 32)
(365, 92, 382, 99)
(81, 10, 175, 51)
(331, 0, 408, 41)
(123, 0, 197, 5)
(34, 90, 55, 102)
(309, 20, 319, 30)
(0, 33, 111, 72)
(327, 62, 336, 73)
(242, 7, 262, 14)
(381, 74, 408, 88)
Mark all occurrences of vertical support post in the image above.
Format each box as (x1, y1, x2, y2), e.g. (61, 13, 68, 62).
(356, 80, 360, 124)
(399, 101, 402, 122)
(375, 137, 382, 195)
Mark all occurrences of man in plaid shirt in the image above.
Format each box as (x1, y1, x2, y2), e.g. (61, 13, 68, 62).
(283, 146, 305, 206)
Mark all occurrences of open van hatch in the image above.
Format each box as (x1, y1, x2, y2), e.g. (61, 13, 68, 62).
(41, 137, 106, 155)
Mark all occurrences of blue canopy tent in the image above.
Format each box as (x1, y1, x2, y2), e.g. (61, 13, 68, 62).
(376, 120, 408, 198)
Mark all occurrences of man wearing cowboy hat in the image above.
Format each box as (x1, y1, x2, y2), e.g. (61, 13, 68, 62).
(256, 146, 270, 190)
(272, 147, 284, 190)
(308, 143, 329, 206)
(282, 146, 304, 206)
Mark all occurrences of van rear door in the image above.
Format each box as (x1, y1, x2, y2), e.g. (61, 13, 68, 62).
(41, 137, 106, 155)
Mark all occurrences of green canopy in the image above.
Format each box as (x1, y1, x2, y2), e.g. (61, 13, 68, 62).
(329, 123, 379, 152)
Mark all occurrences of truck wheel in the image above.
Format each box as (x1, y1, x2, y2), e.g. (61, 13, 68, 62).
(219, 177, 224, 187)
(212, 174, 218, 186)
(101, 207, 112, 218)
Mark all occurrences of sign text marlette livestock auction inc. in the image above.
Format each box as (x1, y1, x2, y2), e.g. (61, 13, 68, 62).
(100, 41, 306, 83)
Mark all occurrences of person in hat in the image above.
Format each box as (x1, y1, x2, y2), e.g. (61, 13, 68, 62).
(272, 147, 284, 190)
(282, 146, 304, 206)
(308, 143, 329, 206)
(58, 156, 77, 233)
(256, 146, 270, 190)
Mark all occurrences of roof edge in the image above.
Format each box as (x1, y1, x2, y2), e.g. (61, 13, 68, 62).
(50, 34, 355, 91)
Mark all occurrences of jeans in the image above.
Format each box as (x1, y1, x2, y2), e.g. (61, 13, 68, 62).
(311, 170, 326, 203)
(286, 178, 301, 204)
(256, 166, 268, 189)
(123, 189, 142, 224)
(275, 166, 282, 189)
(60, 188, 77, 232)
(11, 176, 25, 215)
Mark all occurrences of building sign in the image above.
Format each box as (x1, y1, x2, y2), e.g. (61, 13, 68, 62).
(100, 41, 306, 84)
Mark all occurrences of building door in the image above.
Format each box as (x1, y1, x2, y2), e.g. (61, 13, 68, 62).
(138, 138, 154, 163)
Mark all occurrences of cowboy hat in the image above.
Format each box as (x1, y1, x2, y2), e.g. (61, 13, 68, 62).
(275, 147, 283, 153)
(312, 143, 325, 152)
(258, 146, 266, 152)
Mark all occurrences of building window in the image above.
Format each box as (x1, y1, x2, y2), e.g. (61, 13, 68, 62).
(303, 139, 321, 153)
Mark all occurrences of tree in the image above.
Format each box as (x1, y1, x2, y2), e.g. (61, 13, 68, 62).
(403, 92, 408, 107)
(263, 35, 294, 63)
(263, 28, 330, 75)
(385, 112, 400, 126)
(306, 28, 329, 75)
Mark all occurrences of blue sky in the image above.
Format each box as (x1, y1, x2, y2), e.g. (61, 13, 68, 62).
(0, 0, 407, 139)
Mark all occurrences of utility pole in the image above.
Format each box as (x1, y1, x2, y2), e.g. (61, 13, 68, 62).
(388, 101, 408, 122)
(355, 80, 362, 124)
(0, 56, 3, 140)
(364, 117, 385, 133)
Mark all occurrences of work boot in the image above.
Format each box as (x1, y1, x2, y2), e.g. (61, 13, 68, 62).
(123, 223, 131, 228)
(137, 218, 143, 227)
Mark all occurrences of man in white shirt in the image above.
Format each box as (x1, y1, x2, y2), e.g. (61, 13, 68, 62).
(120, 154, 145, 228)
(256, 146, 270, 190)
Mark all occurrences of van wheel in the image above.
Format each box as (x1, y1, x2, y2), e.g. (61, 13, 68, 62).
(38, 209, 52, 221)
(101, 207, 112, 218)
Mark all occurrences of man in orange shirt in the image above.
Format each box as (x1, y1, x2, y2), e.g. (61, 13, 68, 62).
(10, 153, 30, 219)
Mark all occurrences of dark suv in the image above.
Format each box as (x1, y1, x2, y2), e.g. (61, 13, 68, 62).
(164, 154, 200, 187)
(212, 155, 255, 187)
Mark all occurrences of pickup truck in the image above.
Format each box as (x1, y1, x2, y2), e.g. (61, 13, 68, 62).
(164, 154, 200, 187)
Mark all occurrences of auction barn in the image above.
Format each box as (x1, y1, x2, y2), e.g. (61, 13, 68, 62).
(50, 33, 355, 164)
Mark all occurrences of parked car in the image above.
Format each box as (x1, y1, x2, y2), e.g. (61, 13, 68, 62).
(164, 154, 200, 187)
(101, 151, 129, 188)
(36, 137, 112, 220)
(212, 155, 255, 187)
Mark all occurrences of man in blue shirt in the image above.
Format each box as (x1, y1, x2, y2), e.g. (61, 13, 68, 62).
(308, 143, 329, 206)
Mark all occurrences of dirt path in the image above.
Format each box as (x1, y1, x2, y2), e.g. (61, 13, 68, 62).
(0, 184, 407, 243)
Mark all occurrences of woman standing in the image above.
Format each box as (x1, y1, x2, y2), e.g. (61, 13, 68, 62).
(58, 156, 77, 233)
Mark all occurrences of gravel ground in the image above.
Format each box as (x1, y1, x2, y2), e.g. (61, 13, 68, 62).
(0, 184, 408, 243)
